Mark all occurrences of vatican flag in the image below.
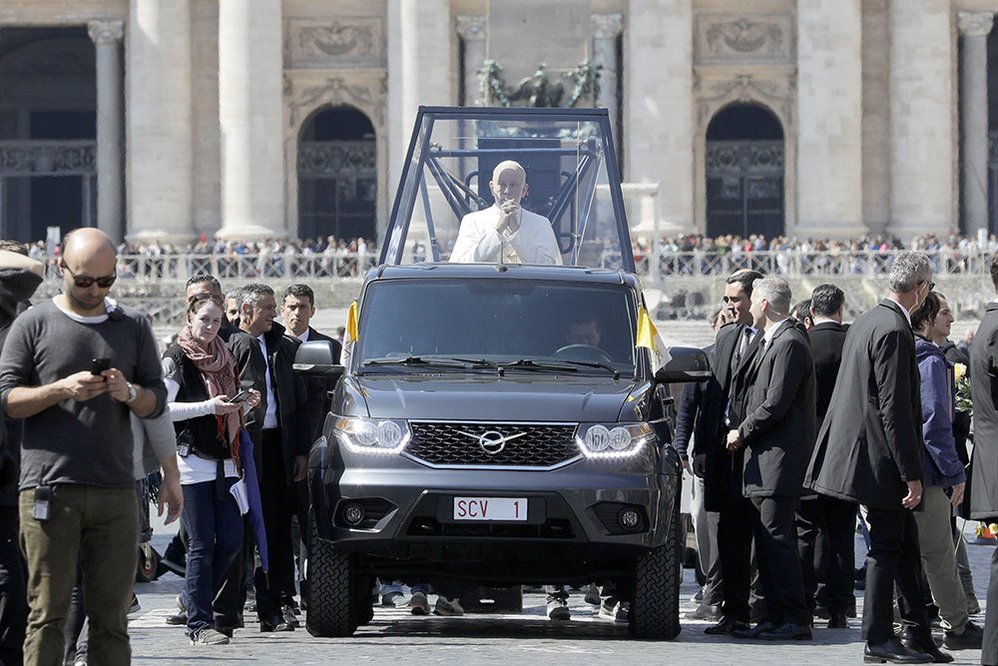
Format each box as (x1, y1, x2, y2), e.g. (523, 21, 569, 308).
(636, 307, 667, 372)
(340, 300, 359, 368)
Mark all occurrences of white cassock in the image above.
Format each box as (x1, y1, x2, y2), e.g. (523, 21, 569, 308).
(449, 205, 563, 265)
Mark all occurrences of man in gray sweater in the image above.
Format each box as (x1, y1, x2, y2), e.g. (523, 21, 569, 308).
(0, 228, 181, 666)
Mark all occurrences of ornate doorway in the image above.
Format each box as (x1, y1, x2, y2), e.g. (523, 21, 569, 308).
(297, 106, 376, 244)
(705, 104, 785, 239)
(0, 29, 97, 242)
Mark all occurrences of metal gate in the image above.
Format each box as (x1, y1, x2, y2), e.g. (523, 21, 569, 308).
(298, 140, 376, 242)
(705, 140, 784, 239)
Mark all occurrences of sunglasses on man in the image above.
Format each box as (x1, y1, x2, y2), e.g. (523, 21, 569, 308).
(62, 264, 117, 289)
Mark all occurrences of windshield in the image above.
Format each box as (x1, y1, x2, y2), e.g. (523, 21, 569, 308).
(355, 279, 637, 375)
(382, 107, 631, 271)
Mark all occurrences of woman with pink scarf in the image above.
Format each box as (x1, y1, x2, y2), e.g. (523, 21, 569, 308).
(162, 293, 259, 645)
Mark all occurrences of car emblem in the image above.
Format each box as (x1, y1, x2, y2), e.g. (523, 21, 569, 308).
(457, 429, 527, 455)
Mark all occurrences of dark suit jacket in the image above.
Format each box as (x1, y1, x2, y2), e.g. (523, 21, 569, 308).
(692, 322, 760, 511)
(736, 320, 817, 497)
(229, 322, 310, 485)
(805, 300, 924, 510)
(970, 302, 998, 519)
(808, 321, 848, 425)
(288, 326, 343, 443)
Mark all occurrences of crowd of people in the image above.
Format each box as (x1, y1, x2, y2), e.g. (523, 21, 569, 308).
(1, 223, 998, 665)
(675, 256, 998, 663)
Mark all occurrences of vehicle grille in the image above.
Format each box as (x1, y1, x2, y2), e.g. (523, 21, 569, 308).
(406, 422, 580, 468)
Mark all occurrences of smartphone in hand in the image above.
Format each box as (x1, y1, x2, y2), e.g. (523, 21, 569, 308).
(230, 389, 252, 403)
(90, 358, 111, 376)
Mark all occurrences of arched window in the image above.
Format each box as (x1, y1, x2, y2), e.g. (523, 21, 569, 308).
(705, 103, 785, 239)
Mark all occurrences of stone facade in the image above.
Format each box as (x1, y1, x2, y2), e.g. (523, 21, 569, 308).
(0, 0, 993, 243)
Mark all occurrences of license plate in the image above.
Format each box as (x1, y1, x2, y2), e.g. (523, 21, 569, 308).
(453, 497, 527, 521)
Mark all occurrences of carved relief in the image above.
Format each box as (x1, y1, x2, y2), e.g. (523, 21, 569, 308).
(695, 13, 794, 64)
(287, 18, 384, 68)
(287, 76, 388, 129)
(695, 72, 796, 133)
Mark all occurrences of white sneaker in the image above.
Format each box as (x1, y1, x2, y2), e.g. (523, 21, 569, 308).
(599, 599, 629, 622)
(433, 597, 464, 616)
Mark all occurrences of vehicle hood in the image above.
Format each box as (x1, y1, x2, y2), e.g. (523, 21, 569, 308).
(343, 374, 645, 422)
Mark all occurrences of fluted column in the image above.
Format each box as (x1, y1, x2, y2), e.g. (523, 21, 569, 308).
(592, 14, 623, 138)
(456, 15, 485, 106)
(126, 0, 194, 242)
(216, 0, 285, 240)
(959, 11, 995, 235)
(625, 0, 692, 233)
(888, 0, 954, 236)
(88, 21, 124, 242)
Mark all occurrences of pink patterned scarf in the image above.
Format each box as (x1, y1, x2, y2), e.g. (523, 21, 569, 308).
(177, 324, 242, 465)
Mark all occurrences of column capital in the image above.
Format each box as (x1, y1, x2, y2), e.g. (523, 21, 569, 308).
(592, 13, 623, 40)
(88, 20, 124, 45)
(455, 15, 486, 42)
(958, 11, 995, 38)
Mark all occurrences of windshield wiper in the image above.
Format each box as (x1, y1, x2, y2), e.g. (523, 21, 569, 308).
(448, 357, 498, 369)
(497, 358, 579, 376)
(555, 359, 621, 379)
(361, 356, 468, 369)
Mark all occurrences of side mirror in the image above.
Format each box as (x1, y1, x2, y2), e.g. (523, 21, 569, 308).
(654, 346, 711, 384)
(293, 340, 345, 381)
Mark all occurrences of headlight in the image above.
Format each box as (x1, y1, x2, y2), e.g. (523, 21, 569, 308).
(333, 417, 411, 454)
(576, 423, 654, 458)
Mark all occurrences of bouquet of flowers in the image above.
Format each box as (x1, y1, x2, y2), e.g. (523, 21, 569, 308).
(954, 363, 972, 416)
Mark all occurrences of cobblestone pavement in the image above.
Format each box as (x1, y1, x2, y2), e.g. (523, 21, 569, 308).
(123, 513, 993, 665)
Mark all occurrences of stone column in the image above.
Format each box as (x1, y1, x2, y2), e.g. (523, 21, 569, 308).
(126, 0, 194, 243)
(796, 1, 864, 238)
(216, 0, 285, 240)
(456, 15, 485, 106)
(88, 21, 124, 242)
(888, 0, 954, 236)
(959, 11, 995, 235)
(625, 0, 692, 234)
(387, 0, 452, 206)
(592, 14, 623, 138)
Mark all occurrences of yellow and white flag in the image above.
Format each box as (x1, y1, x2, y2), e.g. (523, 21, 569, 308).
(636, 306, 668, 372)
(340, 299, 359, 369)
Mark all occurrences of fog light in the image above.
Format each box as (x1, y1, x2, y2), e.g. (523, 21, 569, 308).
(619, 508, 641, 530)
(343, 503, 365, 526)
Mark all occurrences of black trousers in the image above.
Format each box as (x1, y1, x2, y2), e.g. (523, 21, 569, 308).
(717, 494, 755, 622)
(0, 505, 27, 666)
(797, 495, 857, 615)
(863, 506, 931, 643)
(983, 543, 998, 665)
(254, 429, 297, 620)
(751, 495, 810, 626)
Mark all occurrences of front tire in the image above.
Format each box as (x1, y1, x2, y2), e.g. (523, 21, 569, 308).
(306, 515, 358, 637)
(629, 497, 681, 639)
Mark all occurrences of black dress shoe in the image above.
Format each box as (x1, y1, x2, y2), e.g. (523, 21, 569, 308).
(732, 620, 778, 639)
(704, 617, 750, 635)
(864, 638, 934, 664)
(758, 622, 812, 641)
(828, 613, 849, 629)
(901, 629, 954, 663)
(259, 612, 295, 632)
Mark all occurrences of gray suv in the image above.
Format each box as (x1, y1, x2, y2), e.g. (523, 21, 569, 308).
(294, 107, 708, 639)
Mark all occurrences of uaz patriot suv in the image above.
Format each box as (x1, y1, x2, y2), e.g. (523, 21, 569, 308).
(294, 107, 708, 639)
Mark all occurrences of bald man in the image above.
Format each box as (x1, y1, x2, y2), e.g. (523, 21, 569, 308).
(0, 228, 178, 665)
(450, 160, 563, 265)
